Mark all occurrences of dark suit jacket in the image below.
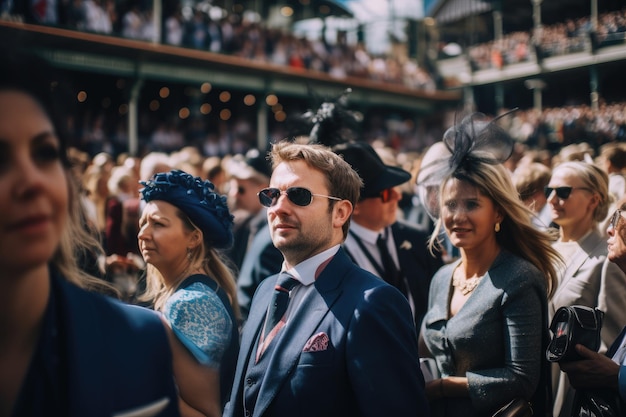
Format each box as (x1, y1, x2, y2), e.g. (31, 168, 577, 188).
(17, 271, 180, 417)
(224, 248, 428, 417)
(391, 220, 444, 330)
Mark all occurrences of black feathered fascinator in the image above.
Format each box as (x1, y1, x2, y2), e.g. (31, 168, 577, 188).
(295, 88, 411, 199)
(294, 88, 362, 147)
(416, 111, 516, 220)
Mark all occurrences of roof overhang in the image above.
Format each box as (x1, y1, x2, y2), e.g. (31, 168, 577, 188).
(429, 0, 492, 24)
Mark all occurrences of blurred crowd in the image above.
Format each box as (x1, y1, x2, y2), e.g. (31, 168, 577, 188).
(75, 131, 626, 277)
(1, 0, 437, 91)
(466, 8, 626, 70)
(68, 98, 626, 163)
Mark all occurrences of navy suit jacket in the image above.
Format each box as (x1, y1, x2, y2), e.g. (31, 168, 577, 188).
(224, 248, 428, 417)
(38, 273, 180, 416)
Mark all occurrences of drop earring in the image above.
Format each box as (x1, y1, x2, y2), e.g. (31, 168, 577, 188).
(495, 222, 501, 232)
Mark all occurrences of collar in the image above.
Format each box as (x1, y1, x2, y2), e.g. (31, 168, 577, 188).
(282, 245, 340, 286)
(350, 221, 386, 245)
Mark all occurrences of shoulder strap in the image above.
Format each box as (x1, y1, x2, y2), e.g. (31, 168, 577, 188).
(178, 274, 218, 292)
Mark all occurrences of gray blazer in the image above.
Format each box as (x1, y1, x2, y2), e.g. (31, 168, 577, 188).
(422, 250, 548, 416)
(549, 229, 626, 417)
(550, 229, 626, 348)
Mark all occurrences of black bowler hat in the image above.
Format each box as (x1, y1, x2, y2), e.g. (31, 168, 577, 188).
(333, 142, 411, 200)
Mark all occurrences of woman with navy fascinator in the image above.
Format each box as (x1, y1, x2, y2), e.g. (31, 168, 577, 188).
(418, 112, 563, 417)
(139, 169, 240, 417)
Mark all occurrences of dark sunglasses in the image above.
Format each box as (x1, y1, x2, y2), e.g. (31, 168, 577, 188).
(258, 187, 342, 208)
(609, 209, 623, 231)
(544, 186, 593, 200)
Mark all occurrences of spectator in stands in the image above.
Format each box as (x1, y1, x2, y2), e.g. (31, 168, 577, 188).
(225, 149, 283, 320)
(164, 6, 184, 46)
(120, 1, 144, 40)
(224, 148, 273, 270)
(336, 141, 443, 332)
(105, 164, 140, 256)
(513, 161, 553, 230)
(82, 157, 112, 244)
(202, 156, 227, 194)
(139, 151, 171, 183)
(600, 143, 626, 203)
(598, 143, 626, 234)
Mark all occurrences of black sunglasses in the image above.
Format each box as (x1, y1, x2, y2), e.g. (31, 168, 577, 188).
(258, 187, 342, 207)
(609, 209, 623, 231)
(544, 186, 593, 199)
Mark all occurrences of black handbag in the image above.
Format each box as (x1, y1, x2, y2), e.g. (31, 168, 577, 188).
(492, 398, 533, 417)
(546, 305, 604, 363)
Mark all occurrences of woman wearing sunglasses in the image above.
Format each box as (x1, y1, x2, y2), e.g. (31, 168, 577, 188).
(547, 161, 626, 417)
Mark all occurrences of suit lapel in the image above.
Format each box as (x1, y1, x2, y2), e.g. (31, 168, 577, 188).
(252, 250, 349, 417)
(554, 231, 605, 297)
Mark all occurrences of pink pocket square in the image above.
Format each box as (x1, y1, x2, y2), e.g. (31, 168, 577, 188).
(303, 332, 329, 352)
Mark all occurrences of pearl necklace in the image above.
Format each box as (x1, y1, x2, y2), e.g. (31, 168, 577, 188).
(452, 274, 484, 296)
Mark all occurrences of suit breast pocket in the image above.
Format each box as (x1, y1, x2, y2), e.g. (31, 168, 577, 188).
(298, 347, 335, 367)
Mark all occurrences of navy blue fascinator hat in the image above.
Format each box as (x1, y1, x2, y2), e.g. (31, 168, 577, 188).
(140, 170, 234, 249)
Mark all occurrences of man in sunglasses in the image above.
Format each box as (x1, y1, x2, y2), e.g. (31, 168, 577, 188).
(224, 141, 428, 417)
(333, 141, 443, 333)
(226, 148, 283, 320)
(559, 199, 626, 414)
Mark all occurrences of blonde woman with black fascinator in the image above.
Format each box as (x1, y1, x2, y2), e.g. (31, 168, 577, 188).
(417, 112, 562, 417)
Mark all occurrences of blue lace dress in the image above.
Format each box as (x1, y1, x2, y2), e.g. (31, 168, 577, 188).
(163, 274, 239, 406)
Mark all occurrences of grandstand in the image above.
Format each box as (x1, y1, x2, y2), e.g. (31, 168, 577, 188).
(430, 0, 626, 113)
(1, 0, 460, 157)
(2, 0, 623, 156)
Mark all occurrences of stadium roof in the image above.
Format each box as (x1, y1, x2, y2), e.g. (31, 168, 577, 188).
(428, 0, 492, 25)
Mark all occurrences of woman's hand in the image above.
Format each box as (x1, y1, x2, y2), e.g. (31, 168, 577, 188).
(425, 377, 469, 400)
(425, 379, 445, 400)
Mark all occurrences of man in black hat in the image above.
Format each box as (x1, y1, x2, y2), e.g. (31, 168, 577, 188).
(334, 141, 443, 332)
(225, 148, 283, 320)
